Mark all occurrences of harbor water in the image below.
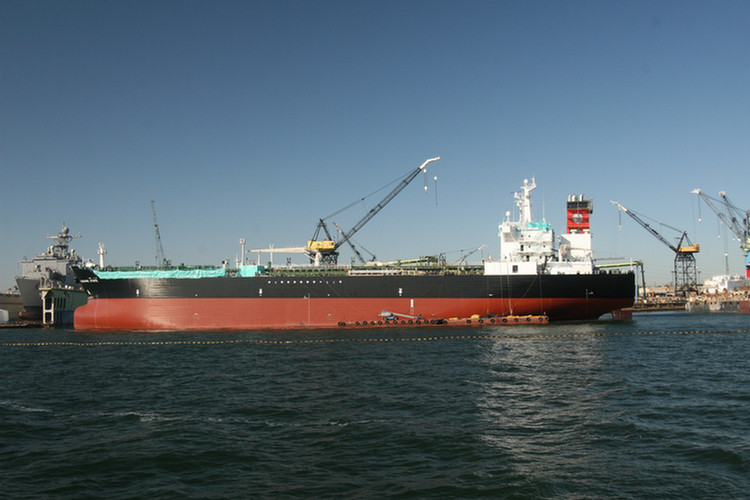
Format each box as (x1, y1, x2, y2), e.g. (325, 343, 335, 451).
(2, 312, 749, 499)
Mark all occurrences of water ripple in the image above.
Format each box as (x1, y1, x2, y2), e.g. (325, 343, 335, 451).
(1, 313, 749, 499)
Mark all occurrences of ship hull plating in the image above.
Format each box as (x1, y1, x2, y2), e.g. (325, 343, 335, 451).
(73, 272, 634, 330)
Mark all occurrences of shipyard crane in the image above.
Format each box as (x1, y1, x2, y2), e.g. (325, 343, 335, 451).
(611, 201, 700, 297)
(151, 200, 170, 268)
(691, 188, 750, 278)
(307, 157, 440, 265)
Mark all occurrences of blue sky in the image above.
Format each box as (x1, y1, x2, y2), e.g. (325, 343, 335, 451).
(2, 0, 749, 291)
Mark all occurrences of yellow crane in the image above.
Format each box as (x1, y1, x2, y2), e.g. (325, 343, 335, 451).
(611, 200, 699, 297)
(308, 157, 440, 265)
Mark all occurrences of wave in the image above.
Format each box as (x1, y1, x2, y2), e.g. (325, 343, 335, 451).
(0, 399, 52, 414)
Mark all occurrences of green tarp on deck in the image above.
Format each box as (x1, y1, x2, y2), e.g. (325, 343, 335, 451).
(238, 265, 263, 277)
(94, 269, 227, 279)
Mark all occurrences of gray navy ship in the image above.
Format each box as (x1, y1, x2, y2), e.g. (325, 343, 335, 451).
(16, 224, 89, 324)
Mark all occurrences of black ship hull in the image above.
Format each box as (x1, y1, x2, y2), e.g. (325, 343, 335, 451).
(72, 268, 635, 330)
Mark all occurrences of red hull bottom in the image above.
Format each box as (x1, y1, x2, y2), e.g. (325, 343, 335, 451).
(74, 297, 632, 331)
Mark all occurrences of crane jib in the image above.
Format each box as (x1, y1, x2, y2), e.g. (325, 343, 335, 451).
(308, 157, 440, 265)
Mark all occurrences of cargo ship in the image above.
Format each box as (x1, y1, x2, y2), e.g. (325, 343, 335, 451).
(72, 171, 635, 331)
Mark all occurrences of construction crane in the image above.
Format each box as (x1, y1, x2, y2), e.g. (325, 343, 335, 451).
(611, 201, 700, 297)
(454, 244, 487, 265)
(307, 157, 440, 265)
(691, 188, 750, 278)
(332, 221, 374, 264)
(151, 200, 170, 268)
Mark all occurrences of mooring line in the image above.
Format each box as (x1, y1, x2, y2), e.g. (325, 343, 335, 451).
(1, 329, 749, 347)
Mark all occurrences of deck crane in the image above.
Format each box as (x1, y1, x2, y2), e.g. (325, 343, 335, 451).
(611, 201, 700, 297)
(307, 157, 440, 265)
(691, 189, 750, 278)
(454, 244, 487, 265)
(151, 200, 170, 268)
(332, 221, 373, 264)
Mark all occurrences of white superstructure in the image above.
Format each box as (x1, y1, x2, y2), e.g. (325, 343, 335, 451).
(485, 178, 594, 276)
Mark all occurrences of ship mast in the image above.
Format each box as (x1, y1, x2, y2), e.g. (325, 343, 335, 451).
(46, 222, 81, 258)
(515, 178, 536, 224)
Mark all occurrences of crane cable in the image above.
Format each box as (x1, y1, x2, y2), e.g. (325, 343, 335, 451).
(322, 171, 410, 221)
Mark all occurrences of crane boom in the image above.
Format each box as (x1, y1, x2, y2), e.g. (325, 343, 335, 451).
(693, 189, 750, 253)
(455, 244, 487, 265)
(307, 157, 440, 264)
(720, 192, 750, 251)
(334, 222, 367, 264)
(335, 157, 440, 251)
(610, 200, 690, 253)
(611, 200, 699, 297)
(692, 189, 742, 240)
(692, 188, 750, 277)
(151, 200, 168, 268)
